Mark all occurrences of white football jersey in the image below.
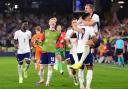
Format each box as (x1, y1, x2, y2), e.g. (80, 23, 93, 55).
(76, 24, 95, 53)
(14, 30, 31, 54)
(66, 28, 78, 54)
(65, 27, 74, 39)
(92, 14, 100, 33)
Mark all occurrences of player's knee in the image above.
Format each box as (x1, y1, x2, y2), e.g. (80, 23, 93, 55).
(40, 66, 44, 72)
(66, 59, 71, 64)
(40, 68, 43, 72)
(26, 60, 31, 64)
(51, 64, 54, 66)
(18, 61, 23, 65)
(33, 59, 36, 63)
(86, 65, 93, 70)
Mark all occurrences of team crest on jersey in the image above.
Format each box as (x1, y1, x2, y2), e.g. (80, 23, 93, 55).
(26, 34, 30, 38)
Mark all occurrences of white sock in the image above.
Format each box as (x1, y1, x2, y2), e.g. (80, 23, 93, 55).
(73, 74, 78, 85)
(99, 57, 104, 63)
(46, 67, 53, 84)
(39, 65, 45, 81)
(72, 53, 78, 64)
(56, 59, 59, 64)
(78, 69, 84, 88)
(18, 64, 22, 79)
(86, 70, 93, 89)
(40, 69, 44, 81)
(24, 63, 30, 72)
(67, 65, 72, 76)
(54, 59, 59, 69)
(79, 46, 90, 65)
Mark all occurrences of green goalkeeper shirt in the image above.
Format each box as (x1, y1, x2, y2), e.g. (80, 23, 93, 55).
(39, 29, 60, 53)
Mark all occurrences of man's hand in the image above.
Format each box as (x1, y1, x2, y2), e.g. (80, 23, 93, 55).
(14, 40, 19, 49)
(86, 40, 94, 47)
(72, 24, 78, 30)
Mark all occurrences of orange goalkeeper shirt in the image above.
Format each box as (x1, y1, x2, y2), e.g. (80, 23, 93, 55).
(31, 33, 44, 60)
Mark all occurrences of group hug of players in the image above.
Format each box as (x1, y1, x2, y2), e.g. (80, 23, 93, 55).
(13, 4, 100, 89)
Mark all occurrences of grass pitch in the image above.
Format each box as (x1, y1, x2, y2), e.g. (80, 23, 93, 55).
(0, 57, 128, 89)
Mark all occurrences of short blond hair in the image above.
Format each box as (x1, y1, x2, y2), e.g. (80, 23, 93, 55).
(35, 26, 41, 31)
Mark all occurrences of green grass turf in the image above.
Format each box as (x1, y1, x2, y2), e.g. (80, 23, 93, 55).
(0, 57, 128, 89)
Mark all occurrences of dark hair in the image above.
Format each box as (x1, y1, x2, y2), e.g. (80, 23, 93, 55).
(22, 19, 28, 23)
(69, 18, 77, 26)
(71, 18, 77, 21)
(81, 13, 90, 20)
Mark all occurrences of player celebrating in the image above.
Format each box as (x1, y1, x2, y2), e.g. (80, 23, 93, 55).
(70, 13, 97, 89)
(75, 4, 100, 89)
(31, 26, 44, 75)
(14, 20, 32, 83)
(71, 4, 100, 69)
(54, 25, 65, 75)
(76, 4, 100, 89)
(65, 18, 79, 86)
(36, 17, 60, 86)
(83, 4, 100, 33)
(70, 13, 96, 70)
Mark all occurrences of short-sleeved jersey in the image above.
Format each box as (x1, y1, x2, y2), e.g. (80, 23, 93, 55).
(65, 28, 78, 53)
(92, 14, 100, 33)
(65, 28, 77, 51)
(76, 24, 95, 53)
(115, 39, 124, 49)
(14, 30, 31, 54)
(65, 28, 74, 39)
(39, 29, 60, 52)
(31, 33, 44, 49)
(56, 32, 65, 48)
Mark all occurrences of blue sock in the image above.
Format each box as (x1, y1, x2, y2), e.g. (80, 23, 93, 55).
(118, 57, 121, 65)
(121, 57, 124, 64)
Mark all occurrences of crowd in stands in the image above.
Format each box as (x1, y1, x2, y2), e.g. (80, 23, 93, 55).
(0, 14, 70, 52)
(95, 18, 128, 64)
(0, 13, 128, 64)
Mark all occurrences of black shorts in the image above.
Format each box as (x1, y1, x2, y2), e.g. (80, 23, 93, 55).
(116, 49, 123, 55)
(70, 52, 93, 65)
